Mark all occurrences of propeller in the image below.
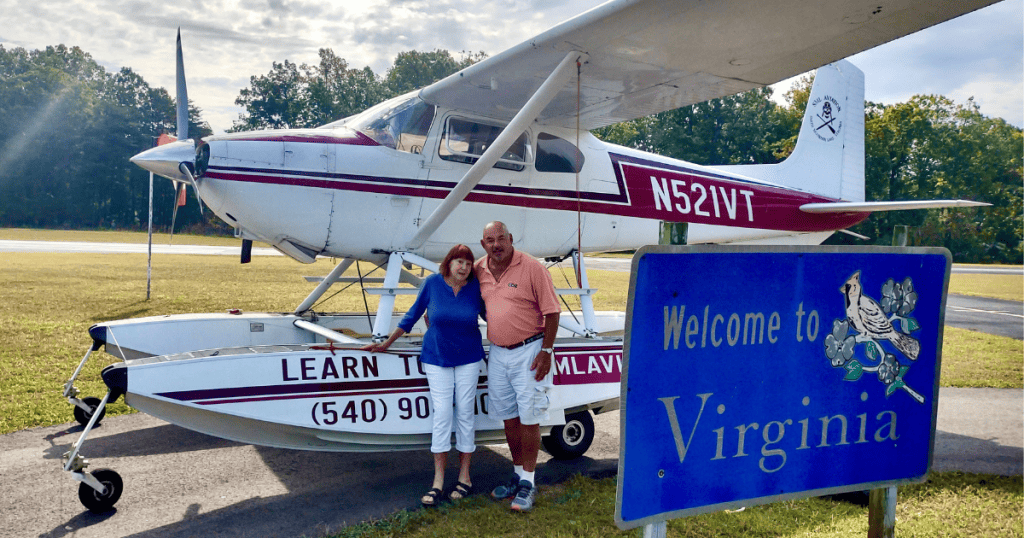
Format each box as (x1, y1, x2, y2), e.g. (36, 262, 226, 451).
(169, 182, 184, 244)
(173, 29, 204, 221)
(130, 28, 205, 242)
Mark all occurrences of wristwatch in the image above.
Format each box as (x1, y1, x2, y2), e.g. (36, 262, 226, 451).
(541, 347, 554, 354)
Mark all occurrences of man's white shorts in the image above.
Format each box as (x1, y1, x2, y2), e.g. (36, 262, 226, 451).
(487, 339, 552, 426)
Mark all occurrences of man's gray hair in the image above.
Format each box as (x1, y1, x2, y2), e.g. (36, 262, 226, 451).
(483, 221, 509, 236)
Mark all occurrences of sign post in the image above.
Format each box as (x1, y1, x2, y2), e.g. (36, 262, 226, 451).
(616, 245, 950, 532)
(147, 171, 153, 301)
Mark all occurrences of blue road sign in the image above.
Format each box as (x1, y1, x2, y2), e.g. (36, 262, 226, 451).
(615, 246, 950, 529)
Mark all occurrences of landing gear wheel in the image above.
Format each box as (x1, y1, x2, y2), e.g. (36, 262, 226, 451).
(543, 410, 595, 460)
(73, 397, 105, 427)
(78, 468, 123, 513)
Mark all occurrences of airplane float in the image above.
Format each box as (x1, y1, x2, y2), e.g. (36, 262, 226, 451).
(60, 0, 994, 512)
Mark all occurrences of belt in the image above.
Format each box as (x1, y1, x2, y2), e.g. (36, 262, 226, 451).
(499, 333, 544, 350)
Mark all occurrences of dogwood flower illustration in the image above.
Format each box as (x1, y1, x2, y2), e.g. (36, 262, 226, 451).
(824, 319, 856, 367)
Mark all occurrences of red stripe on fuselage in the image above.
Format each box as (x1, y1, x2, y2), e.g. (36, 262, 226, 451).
(207, 130, 379, 146)
(205, 153, 868, 232)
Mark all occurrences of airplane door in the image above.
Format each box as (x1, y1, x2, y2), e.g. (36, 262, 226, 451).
(418, 114, 530, 259)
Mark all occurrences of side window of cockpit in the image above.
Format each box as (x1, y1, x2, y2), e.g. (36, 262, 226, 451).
(535, 132, 584, 173)
(394, 101, 435, 154)
(439, 117, 528, 171)
(363, 100, 436, 154)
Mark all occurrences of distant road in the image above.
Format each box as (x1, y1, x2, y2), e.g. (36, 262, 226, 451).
(0, 239, 281, 257)
(945, 294, 1024, 340)
(3, 240, 1020, 275)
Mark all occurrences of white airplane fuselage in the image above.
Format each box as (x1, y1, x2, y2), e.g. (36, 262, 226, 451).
(190, 106, 866, 265)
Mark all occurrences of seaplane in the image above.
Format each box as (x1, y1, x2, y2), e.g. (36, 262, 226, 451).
(60, 0, 994, 512)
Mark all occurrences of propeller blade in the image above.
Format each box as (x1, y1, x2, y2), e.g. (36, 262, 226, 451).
(175, 28, 189, 141)
(169, 182, 183, 244)
(178, 163, 204, 215)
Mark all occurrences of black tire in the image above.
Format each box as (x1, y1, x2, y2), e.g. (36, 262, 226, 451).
(542, 410, 595, 460)
(73, 397, 106, 427)
(78, 468, 123, 513)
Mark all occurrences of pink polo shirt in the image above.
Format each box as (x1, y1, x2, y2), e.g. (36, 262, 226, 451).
(475, 249, 561, 347)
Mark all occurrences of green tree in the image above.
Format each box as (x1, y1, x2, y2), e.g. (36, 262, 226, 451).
(826, 96, 1021, 263)
(304, 49, 390, 127)
(594, 86, 791, 166)
(0, 44, 209, 230)
(770, 74, 813, 160)
(232, 60, 306, 130)
(232, 48, 487, 131)
(385, 49, 486, 95)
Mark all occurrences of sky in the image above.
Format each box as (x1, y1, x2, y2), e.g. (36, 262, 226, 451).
(2, 0, 1020, 134)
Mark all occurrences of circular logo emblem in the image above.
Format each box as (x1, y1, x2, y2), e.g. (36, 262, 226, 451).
(809, 96, 843, 142)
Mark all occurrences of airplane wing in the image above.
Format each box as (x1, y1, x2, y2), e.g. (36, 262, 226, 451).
(420, 0, 1000, 130)
(800, 200, 991, 213)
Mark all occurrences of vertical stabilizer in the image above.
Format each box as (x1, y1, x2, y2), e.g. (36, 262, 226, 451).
(717, 60, 865, 202)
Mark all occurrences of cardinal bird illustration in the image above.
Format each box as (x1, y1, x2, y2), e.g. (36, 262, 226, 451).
(840, 271, 920, 360)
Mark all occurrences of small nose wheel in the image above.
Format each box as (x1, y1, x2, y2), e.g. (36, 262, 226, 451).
(73, 397, 106, 427)
(77, 468, 123, 513)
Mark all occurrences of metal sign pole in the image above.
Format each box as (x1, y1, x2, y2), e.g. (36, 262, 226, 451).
(868, 486, 897, 538)
(643, 521, 667, 538)
(147, 171, 153, 300)
(865, 226, 909, 537)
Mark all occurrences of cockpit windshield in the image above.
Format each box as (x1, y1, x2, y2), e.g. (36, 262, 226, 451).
(322, 92, 435, 154)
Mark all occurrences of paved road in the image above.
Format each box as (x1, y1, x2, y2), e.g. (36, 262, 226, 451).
(2, 386, 1019, 538)
(0, 239, 281, 257)
(945, 294, 1023, 340)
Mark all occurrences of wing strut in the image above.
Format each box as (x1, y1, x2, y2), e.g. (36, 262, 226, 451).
(404, 50, 587, 250)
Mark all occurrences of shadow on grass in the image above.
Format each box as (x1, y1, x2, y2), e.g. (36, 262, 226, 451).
(91, 303, 157, 323)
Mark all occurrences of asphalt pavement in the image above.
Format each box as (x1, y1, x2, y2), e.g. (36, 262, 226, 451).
(945, 294, 1023, 340)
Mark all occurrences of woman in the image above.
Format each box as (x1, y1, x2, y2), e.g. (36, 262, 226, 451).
(363, 244, 485, 506)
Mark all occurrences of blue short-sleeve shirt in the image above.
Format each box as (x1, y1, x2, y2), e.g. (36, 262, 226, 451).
(397, 273, 486, 367)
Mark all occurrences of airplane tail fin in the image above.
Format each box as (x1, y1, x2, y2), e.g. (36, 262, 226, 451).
(717, 60, 865, 203)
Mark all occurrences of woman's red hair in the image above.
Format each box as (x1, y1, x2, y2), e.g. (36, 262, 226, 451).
(439, 244, 476, 279)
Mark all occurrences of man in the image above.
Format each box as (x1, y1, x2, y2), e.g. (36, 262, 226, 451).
(475, 221, 560, 512)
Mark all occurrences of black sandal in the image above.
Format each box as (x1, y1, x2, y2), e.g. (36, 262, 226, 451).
(449, 481, 473, 501)
(421, 487, 443, 507)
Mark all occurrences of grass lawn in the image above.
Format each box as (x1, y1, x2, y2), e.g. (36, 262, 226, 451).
(329, 472, 1021, 538)
(949, 272, 1024, 302)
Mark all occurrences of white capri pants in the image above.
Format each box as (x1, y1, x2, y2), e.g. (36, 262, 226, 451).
(424, 360, 482, 454)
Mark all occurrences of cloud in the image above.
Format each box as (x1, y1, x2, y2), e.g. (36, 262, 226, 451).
(2, 0, 1020, 132)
